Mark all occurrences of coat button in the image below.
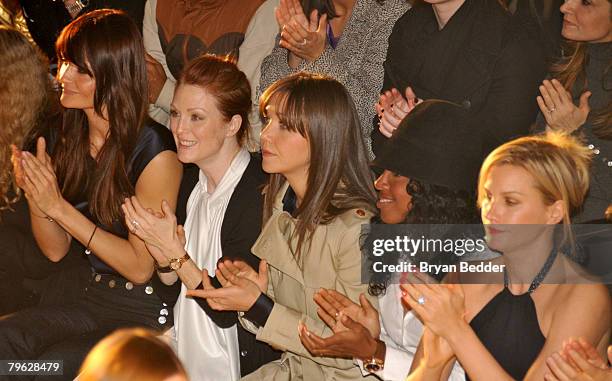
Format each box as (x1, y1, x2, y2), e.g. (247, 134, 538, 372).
(125, 282, 134, 290)
(462, 100, 471, 109)
(160, 308, 169, 316)
(95, 274, 101, 282)
(108, 280, 116, 288)
(145, 286, 154, 295)
(158, 316, 167, 325)
(240, 350, 248, 357)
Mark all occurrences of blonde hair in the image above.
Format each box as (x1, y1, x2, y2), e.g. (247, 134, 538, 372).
(478, 132, 592, 246)
(78, 328, 187, 381)
(0, 26, 52, 212)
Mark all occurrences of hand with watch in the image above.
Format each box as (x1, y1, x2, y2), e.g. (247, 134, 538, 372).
(121, 197, 187, 275)
(298, 290, 386, 373)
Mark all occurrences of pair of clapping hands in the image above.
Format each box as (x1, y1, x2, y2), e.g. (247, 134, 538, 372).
(378, 78, 592, 139)
(376, 86, 422, 138)
(298, 271, 465, 364)
(276, 0, 328, 65)
(122, 197, 268, 311)
(545, 338, 612, 381)
(11, 137, 64, 220)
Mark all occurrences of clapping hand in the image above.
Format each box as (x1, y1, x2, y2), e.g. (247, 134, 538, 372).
(17, 137, 64, 218)
(121, 197, 185, 266)
(545, 338, 611, 381)
(400, 272, 466, 339)
(276, 0, 327, 66)
(537, 79, 591, 134)
(185, 260, 268, 312)
(298, 291, 381, 359)
(314, 289, 380, 337)
(376, 87, 421, 137)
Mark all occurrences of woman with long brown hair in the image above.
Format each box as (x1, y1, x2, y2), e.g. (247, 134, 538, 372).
(536, 0, 611, 222)
(0, 10, 182, 378)
(187, 72, 378, 380)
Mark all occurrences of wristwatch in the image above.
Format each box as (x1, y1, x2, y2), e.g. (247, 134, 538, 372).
(169, 252, 191, 271)
(64, 0, 89, 16)
(363, 339, 386, 373)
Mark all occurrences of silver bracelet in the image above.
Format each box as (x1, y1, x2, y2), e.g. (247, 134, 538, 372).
(64, 0, 89, 16)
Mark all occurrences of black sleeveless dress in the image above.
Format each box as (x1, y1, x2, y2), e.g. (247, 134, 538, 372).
(0, 121, 178, 380)
(466, 249, 557, 380)
(71, 121, 177, 329)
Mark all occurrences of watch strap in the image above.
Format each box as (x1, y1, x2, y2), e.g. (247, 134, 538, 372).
(155, 261, 174, 273)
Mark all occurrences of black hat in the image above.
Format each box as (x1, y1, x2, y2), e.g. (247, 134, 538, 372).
(372, 100, 483, 191)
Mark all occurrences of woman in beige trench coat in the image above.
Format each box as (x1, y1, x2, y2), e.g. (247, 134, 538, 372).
(188, 72, 379, 380)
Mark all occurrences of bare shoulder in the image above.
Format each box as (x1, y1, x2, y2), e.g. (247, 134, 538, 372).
(545, 283, 611, 333)
(135, 150, 182, 204)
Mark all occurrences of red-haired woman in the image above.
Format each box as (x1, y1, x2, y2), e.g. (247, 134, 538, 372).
(123, 55, 279, 380)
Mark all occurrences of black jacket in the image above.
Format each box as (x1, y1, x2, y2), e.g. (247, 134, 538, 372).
(371, 0, 547, 178)
(153, 154, 280, 376)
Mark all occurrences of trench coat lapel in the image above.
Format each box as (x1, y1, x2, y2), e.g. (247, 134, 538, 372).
(251, 183, 305, 284)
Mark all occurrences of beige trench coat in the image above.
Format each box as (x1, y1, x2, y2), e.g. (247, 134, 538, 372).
(240, 186, 378, 380)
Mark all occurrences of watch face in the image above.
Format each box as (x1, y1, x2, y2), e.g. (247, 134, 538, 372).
(169, 261, 180, 271)
(364, 363, 381, 372)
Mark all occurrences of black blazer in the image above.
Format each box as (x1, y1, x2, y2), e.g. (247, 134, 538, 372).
(371, 0, 547, 174)
(153, 154, 280, 376)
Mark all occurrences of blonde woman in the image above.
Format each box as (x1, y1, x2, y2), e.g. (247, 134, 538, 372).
(404, 133, 610, 381)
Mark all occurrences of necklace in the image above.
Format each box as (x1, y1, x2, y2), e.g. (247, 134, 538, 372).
(504, 245, 558, 294)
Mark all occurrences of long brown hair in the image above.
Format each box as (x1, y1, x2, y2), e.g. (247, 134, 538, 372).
(178, 54, 251, 146)
(0, 26, 54, 212)
(550, 35, 612, 140)
(260, 73, 377, 257)
(78, 328, 186, 381)
(54, 10, 148, 226)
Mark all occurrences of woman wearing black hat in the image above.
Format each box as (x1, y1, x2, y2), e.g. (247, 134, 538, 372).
(297, 101, 487, 380)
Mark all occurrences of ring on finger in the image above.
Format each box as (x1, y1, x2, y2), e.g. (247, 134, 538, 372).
(548, 107, 556, 113)
(417, 295, 426, 305)
(300, 38, 307, 46)
(131, 219, 140, 229)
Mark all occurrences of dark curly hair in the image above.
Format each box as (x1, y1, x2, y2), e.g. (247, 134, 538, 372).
(367, 178, 479, 296)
